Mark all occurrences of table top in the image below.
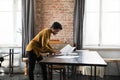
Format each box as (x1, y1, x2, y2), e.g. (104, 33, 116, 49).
(40, 51, 107, 66)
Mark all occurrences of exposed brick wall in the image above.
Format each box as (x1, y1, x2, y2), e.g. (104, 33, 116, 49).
(35, 0, 74, 45)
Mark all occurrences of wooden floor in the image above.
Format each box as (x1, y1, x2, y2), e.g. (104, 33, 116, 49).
(0, 73, 120, 80)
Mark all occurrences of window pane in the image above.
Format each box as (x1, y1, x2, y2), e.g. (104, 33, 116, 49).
(0, 12, 14, 44)
(86, 0, 100, 12)
(101, 13, 120, 45)
(84, 0, 120, 48)
(0, 0, 22, 47)
(16, 12, 22, 46)
(0, 0, 13, 11)
(83, 13, 99, 45)
(17, 0, 22, 11)
(102, 0, 120, 12)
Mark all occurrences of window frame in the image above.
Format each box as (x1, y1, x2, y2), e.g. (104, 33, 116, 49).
(83, 0, 120, 49)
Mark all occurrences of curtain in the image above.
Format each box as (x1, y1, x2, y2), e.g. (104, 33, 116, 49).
(73, 0, 85, 50)
(22, 0, 35, 57)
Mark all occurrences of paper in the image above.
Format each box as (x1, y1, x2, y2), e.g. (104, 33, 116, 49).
(60, 44, 76, 54)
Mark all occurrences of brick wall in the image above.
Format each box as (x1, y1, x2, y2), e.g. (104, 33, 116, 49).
(35, 0, 74, 45)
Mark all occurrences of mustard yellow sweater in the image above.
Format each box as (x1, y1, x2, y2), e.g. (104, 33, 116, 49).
(26, 28, 55, 57)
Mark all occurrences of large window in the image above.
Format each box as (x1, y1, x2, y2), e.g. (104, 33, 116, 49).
(83, 0, 120, 48)
(0, 0, 22, 47)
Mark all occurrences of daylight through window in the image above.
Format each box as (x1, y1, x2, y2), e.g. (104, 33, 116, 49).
(0, 0, 22, 47)
(83, 0, 120, 48)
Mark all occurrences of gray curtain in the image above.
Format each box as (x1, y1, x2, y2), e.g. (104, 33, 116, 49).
(73, 0, 85, 50)
(22, 0, 35, 57)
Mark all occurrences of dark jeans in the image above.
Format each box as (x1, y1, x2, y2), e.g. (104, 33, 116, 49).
(27, 50, 47, 80)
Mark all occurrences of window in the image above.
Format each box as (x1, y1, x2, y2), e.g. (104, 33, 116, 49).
(83, 0, 120, 48)
(0, 0, 22, 47)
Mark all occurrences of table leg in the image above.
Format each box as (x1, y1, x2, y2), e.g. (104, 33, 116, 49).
(48, 64, 53, 80)
(9, 49, 14, 76)
(66, 66, 70, 80)
(11, 49, 14, 74)
(90, 66, 93, 80)
(9, 49, 12, 76)
(94, 66, 96, 80)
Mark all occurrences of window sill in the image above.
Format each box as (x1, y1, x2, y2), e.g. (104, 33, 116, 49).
(83, 46, 120, 50)
(0, 44, 21, 48)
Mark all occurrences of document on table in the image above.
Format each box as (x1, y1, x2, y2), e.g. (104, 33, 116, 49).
(59, 44, 76, 55)
(55, 44, 79, 58)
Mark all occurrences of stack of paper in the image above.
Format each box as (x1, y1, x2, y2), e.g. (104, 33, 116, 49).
(60, 44, 76, 55)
